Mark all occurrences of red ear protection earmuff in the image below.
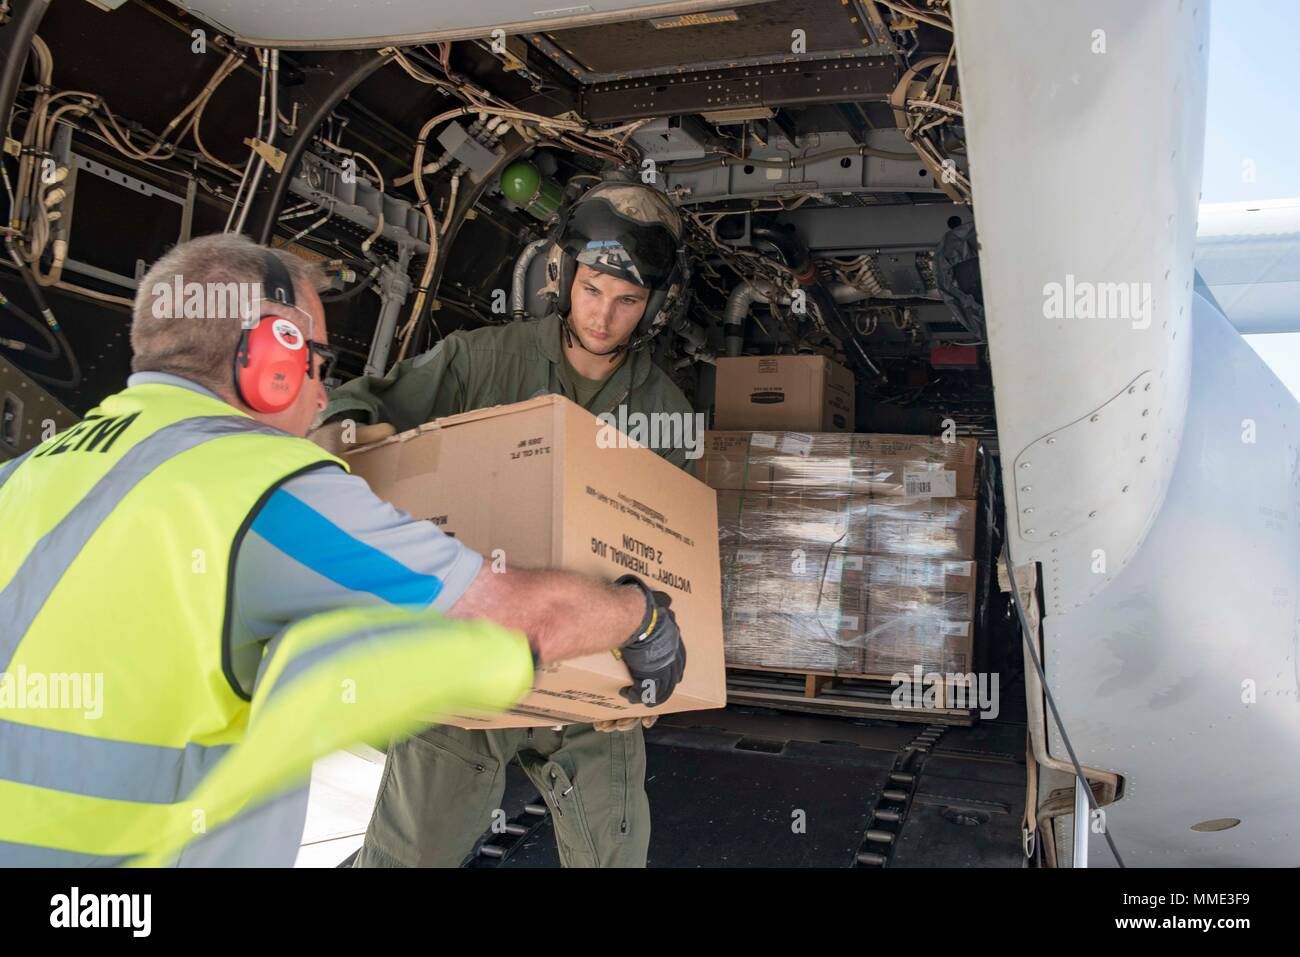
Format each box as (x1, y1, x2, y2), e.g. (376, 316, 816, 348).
(233, 251, 309, 414)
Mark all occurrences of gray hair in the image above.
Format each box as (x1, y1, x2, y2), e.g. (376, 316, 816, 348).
(130, 233, 327, 396)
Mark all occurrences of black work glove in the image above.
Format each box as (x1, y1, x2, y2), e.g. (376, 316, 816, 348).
(614, 575, 687, 707)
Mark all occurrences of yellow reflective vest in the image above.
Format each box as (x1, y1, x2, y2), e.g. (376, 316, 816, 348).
(0, 382, 533, 865)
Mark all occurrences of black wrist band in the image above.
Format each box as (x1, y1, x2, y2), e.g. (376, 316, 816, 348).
(614, 575, 655, 647)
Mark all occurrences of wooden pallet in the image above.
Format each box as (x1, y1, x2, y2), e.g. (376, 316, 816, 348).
(725, 666, 978, 726)
(738, 662, 977, 690)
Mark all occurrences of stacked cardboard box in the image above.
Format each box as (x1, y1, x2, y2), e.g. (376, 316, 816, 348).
(703, 430, 979, 676)
(714, 356, 856, 432)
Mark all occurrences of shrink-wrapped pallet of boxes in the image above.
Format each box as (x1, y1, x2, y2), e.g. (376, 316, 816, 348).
(707, 433, 861, 672)
(701, 430, 980, 678)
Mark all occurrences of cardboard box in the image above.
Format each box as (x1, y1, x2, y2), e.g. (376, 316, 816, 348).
(714, 356, 855, 432)
(861, 617, 974, 675)
(699, 430, 977, 500)
(346, 395, 726, 728)
(865, 556, 977, 593)
(725, 611, 861, 672)
(862, 498, 977, 560)
(721, 546, 860, 672)
(866, 584, 975, 620)
(850, 434, 979, 499)
(698, 431, 854, 493)
(838, 564, 972, 643)
(722, 546, 845, 618)
(699, 434, 772, 492)
(717, 488, 870, 551)
(834, 568, 869, 665)
(840, 564, 975, 617)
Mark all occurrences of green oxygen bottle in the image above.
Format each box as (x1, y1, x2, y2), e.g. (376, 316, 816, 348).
(500, 160, 564, 221)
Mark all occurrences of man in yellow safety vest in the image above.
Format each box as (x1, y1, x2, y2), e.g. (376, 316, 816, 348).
(0, 232, 686, 867)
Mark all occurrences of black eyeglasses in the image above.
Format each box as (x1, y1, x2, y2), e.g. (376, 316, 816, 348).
(307, 341, 337, 380)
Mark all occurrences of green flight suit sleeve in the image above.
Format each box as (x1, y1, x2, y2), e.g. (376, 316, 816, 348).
(323, 335, 471, 430)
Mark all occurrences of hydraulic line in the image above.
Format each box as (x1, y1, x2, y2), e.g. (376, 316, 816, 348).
(2, 233, 81, 388)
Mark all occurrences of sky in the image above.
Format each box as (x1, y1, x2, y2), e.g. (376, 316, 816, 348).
(1204, 1, 1300, 390)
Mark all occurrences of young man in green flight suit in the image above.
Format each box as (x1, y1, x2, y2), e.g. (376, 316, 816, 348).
(313, 181, 698, 867)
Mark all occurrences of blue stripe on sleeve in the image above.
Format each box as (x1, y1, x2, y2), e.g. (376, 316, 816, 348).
(250, 488, 444, 606)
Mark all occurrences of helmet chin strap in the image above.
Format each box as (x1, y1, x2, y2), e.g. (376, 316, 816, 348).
(560, 313, 633, 361)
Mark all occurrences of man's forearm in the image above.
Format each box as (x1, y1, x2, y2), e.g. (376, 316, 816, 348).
(323, 339, 466, 431)
(447, 565, 645, 665)
(321, 362, 421, 430)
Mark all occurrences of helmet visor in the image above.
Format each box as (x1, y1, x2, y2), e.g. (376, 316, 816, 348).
(560, 198, 678, 289)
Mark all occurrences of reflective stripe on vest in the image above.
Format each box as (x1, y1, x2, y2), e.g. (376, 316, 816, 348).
(0, 718, 230, 803)
(0, 840, 129, 867)
(0, 415, 284, 670)
(0, 447, 34, 493)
